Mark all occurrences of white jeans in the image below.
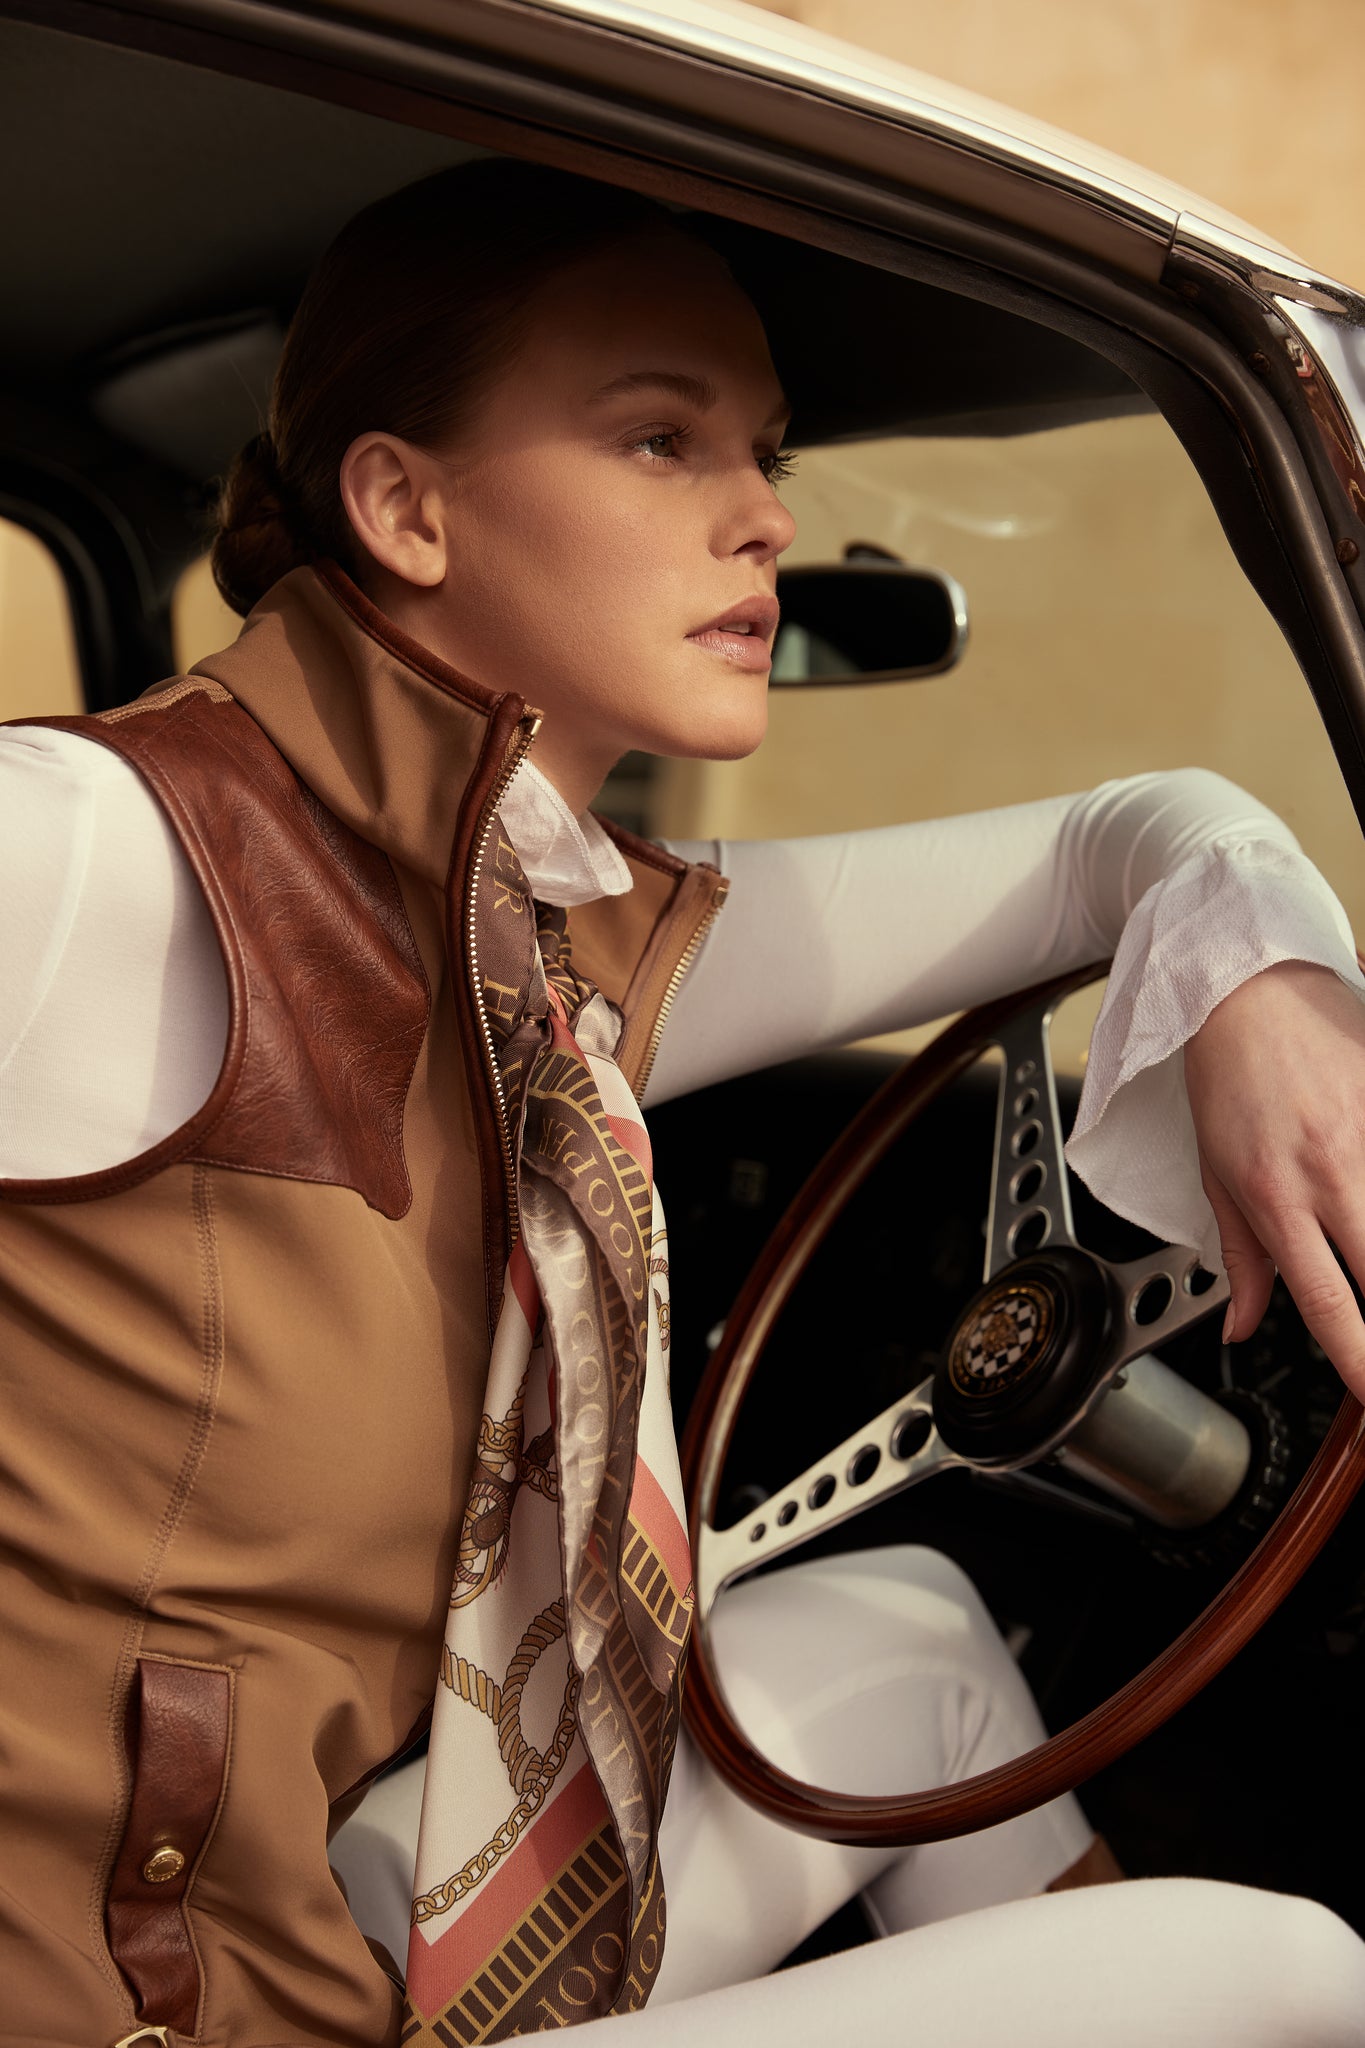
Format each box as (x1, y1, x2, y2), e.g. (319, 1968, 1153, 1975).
(331, 1545, 1365, 2044)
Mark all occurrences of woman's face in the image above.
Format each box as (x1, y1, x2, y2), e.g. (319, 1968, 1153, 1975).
(348, 231, 796, 806)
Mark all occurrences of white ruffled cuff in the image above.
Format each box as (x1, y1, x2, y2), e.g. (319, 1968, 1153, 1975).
(1064, 838, 1365, 1267)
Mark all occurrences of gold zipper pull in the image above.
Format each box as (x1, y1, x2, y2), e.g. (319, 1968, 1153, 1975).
(114, 2029, 173, 2048)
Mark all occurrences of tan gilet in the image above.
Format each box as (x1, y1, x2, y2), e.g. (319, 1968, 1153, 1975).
(0, 563, 725, 2048)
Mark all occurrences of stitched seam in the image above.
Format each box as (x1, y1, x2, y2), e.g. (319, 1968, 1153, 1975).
(131, 1166, 225, 1617)
(96, 679, 232, 723)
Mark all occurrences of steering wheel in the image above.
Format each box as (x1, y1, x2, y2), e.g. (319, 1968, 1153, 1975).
(680, 962, 1365, 1846)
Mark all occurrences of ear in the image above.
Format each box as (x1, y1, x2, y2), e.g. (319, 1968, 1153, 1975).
(339, 432, 448, 588)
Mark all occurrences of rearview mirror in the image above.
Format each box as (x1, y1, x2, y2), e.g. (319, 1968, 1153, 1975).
(771, 549, 968, 687)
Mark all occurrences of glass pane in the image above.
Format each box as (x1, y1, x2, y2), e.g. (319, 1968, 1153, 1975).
(172, 552, 242, 675)
(655, 412, 1365, 1072)
(0, 517, 82, 721)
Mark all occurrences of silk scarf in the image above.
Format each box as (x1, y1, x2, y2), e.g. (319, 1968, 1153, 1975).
(402, 820, 693, 2041)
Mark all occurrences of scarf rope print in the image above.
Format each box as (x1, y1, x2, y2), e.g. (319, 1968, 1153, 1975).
(402, 824, 694, 2041)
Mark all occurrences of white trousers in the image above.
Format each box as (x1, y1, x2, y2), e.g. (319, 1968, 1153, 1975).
(331, 1546, 1365, 2043)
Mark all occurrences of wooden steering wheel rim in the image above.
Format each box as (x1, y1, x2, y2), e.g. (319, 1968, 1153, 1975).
(679, 964, 1365, 1846)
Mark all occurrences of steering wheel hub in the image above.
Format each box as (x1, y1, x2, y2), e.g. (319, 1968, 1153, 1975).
(947, 1274, 1056, 1395)
(934, 1247, 1114, 1463)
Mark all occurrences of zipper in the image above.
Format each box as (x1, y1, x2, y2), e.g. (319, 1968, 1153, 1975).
(466, 711, 541, 1248)
(633, 878, 728, 1102)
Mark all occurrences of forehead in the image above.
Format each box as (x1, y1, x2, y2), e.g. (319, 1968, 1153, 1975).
(518, 231, 782, 406)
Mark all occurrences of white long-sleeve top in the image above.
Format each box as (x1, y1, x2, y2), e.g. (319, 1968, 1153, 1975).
(1, 725, 1361, 1266)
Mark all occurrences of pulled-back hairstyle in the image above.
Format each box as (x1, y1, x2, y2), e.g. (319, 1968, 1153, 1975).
(213, 159, 676, 615)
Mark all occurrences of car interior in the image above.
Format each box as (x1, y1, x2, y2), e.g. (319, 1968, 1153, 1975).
(4, 6, 1364, 1961)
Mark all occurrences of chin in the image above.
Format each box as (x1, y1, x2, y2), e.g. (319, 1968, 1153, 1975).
(672, 696, 770, 763)
(656, 718, 767, 764)
(703, 728, 767, 762)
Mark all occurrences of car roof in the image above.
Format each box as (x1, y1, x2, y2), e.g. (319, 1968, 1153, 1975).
(534, 0, 1302, 263)
(7, 0, 1363, 762)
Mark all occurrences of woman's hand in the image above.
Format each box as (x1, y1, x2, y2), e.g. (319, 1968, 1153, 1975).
(1183, 958, 1365, 1403)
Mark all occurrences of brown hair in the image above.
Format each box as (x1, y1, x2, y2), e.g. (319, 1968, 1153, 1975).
(212, 159, 679, 615)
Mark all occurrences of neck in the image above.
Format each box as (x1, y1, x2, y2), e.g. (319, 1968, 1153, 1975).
(523, 728, 614, 819)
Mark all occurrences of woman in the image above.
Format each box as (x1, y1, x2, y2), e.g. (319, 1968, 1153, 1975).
(3, 158, 1365, 2047)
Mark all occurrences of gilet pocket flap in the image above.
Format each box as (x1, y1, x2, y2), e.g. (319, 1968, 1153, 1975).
(106, 1656, 233, 2037)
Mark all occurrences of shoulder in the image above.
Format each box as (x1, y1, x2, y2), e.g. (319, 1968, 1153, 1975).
(0, 718, 230, 1183)
(2, 715, 167, 812)
(0, 718, 145, 787)
(0, 718, 198, 894)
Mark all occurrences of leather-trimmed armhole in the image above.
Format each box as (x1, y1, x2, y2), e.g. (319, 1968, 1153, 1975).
(1, 688, 429, 1218)
(105, 1656, 234, 2038)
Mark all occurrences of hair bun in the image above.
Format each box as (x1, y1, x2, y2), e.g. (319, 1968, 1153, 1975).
(211, 429, 314, 617)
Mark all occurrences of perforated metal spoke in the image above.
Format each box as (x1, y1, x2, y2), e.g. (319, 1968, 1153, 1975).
(1106, 1242, 1230, 1371)
(695, 1375, 955, 1615)
(983, 995, 1078, 1280)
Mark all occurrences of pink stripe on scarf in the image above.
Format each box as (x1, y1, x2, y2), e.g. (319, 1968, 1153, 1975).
(628, 1457, 693, 1598)
(405, 1760, 609, 2013)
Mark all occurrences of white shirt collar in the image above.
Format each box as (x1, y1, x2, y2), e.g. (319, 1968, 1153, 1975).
(499, 758, 634, 908)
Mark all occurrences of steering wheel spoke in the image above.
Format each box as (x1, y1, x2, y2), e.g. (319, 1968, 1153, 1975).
(984, 992, 1078, 1279)
(1105, 1242, 1230, 1370)
(696, 1376, 952, 1615)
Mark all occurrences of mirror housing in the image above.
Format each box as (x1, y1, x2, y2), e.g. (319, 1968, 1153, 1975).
(771, 548, 968, 687)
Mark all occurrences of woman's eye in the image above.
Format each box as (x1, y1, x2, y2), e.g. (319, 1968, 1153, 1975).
(632, 427, 688, 462)
(759, 448, 798, 484)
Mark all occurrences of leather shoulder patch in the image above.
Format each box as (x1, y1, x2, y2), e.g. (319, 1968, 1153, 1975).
(8, 688, 428, 1218)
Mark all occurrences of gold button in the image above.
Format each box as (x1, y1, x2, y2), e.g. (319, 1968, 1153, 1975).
(141, 1845, 186, 1885)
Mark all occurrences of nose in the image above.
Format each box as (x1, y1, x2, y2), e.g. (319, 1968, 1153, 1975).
(720, 464, 797, 567)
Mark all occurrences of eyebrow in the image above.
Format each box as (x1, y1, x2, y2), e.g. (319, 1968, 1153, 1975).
(589, 368, 791, 430)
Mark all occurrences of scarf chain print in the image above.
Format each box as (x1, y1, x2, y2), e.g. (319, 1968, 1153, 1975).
(402, 823, 694, 2042)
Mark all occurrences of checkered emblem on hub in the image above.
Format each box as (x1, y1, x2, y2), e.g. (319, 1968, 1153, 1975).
(949, 1279, 1055, 1398)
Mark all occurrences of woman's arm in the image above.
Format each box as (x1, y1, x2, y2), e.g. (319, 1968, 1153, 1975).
(649, 767, 1364, 1295)
(0, 724, 228, 1178)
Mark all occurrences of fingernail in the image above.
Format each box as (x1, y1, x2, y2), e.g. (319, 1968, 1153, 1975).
(1222, 1303, 1236, 1344)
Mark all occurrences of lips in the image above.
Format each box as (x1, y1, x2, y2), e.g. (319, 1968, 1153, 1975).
(686, 596, 780, 672)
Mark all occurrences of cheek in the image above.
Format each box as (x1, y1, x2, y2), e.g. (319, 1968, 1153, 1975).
(457, 462, 655, 626)
(478, 472, 690, 663)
